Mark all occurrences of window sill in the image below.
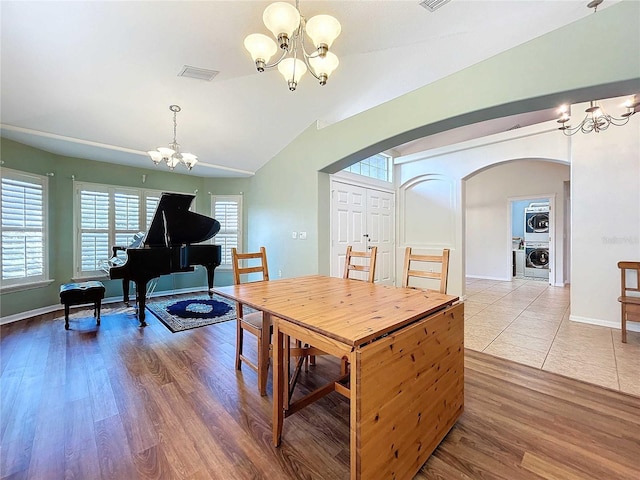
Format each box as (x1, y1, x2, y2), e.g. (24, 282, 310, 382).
(0, 279, 56, 294)
(72, 273, 109, 282)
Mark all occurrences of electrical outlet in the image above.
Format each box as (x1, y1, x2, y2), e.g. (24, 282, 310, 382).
(292, 231, 297, 239)
(278, 269, 282, 278)
(299, 231, 307, 240)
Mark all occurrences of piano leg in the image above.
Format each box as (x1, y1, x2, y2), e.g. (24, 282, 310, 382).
(122, 278, 130, 306)
(205, 264, 215, 297)
(135, 280, 148, 327)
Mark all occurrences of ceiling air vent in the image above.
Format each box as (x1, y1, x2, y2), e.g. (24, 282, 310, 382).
(178, 65, 219, 81)
(419, 0, 452, 12)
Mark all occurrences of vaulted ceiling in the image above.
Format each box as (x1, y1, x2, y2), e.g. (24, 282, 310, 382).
(0, 1, 618, 177)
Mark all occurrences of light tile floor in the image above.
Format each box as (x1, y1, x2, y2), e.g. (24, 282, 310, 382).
(464, 277, 640, 396)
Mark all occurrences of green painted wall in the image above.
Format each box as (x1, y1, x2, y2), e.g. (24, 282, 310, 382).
(245, 1, 640, 279)
(0, 138, 249, 318)
(2, 1, 639, 318)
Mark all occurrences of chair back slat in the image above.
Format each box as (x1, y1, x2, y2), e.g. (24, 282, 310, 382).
(619, 261, 640, 294)
(343, 245, 377, 283)
(232, 247, 269, 286)
(402, 247, 450, 294)
(617, 260, 640, 343)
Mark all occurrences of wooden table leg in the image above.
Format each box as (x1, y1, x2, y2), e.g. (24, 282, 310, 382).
(284, 334, 291, 410)
(273, 318, 284, 447)
(273, 318, 285, 447)
(349, 350, 358, 480)
(259, 312, 271, 396)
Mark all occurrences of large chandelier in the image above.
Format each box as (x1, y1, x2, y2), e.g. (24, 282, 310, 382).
(147, 105, 198, 170)
(244, 1, 341, 91)
(556, 96, 638, 136)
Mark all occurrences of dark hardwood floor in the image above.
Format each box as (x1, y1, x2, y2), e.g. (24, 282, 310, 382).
(1, 299, 639, 479)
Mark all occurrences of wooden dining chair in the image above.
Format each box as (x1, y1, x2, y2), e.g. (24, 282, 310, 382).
(334, 245, 378, 376)
(618, 261, 640, 343)
(232, 246, 271, 395)
(343, 245, 378, 282)
(402, 247, 450, 294)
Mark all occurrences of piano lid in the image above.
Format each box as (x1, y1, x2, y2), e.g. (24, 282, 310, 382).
(144, 193, 221, 248)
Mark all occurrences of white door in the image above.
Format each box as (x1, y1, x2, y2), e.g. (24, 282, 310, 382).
(331, 180, 395, 285)
(366, 188, 394, 283)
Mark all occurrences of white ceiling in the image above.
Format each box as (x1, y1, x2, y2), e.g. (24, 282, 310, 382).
(0, 1, 617, 177)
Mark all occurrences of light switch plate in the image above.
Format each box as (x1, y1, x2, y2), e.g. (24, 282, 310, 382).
(292, 231, 297, 239)
(299, 231, 307, 240)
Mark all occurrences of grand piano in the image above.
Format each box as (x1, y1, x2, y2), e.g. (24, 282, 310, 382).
(109, 192, 222, 326)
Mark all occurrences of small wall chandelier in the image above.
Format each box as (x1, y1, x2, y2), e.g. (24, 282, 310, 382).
(147, 105, 198, 170)
(244, 1, 341, 91)
(556, 96, 639, 136)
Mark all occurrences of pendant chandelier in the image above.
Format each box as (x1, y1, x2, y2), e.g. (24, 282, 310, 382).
(556, 1, 639, 135)
(244, 1, 341, 91)
(556, 96, 638, 136)
(147, 105, 198, 170)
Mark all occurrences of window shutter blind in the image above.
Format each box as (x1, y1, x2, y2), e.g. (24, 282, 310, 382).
(213, 198, 240, 266)
(1, 176, 45, 281)
(145, 195, 160, 229)
(80, 190, 110, 272)
(114, 191, 140, 247)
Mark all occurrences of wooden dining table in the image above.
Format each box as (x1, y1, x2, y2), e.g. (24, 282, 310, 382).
(213, 275, 464, 480)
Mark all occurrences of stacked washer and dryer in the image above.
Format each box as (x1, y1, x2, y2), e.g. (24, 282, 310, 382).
(524, 202, 550, 279)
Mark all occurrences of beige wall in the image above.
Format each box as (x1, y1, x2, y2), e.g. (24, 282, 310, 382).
(570, 98, 640, 328)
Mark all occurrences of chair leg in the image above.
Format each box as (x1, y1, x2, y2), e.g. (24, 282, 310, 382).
(259, 327, 270, 396)
(622, 305, 627, 343)
(340, 356, 349, 376)
(236, 321, 243, 370)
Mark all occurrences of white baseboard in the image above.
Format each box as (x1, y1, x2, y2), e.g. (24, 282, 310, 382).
(0, 286, 207, 326)
(569, 314, 640, 333)
(466, 275, 511, 281)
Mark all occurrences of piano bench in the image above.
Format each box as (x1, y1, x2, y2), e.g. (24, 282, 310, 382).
(59, 281, 106, 330)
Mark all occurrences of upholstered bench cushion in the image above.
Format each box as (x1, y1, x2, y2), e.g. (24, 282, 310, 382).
(60, 281, 106, 330)
(60, 281, 106, 304)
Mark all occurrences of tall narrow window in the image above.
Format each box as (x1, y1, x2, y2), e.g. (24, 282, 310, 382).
(79, 189, 110, 273)
(211, 195, 242, 267)
(0, 169, 49, 288)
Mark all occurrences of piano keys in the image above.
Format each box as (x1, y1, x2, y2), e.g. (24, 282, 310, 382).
(108, 192, 222, 326)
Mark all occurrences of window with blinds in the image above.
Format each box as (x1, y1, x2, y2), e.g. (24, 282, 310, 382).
(211, 195, 242, 267)
(0, 169, 49, 287)
(74, 182, 165, 278)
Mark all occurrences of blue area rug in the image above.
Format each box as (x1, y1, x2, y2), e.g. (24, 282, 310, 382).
(146, 294, 238, 333)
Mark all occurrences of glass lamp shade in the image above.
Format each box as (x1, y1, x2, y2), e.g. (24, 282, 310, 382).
(305, 14, 341, 49)
(148, 151, 163, 164)
(309, 51, 339, 78)
(277, 57, 307, 84)
(166, 156, 181, 170)
(244, 33, 278, 62)
(157, 147, 175, 158)
(181, 153, 198, 169)
(263, 2, 300, 39)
